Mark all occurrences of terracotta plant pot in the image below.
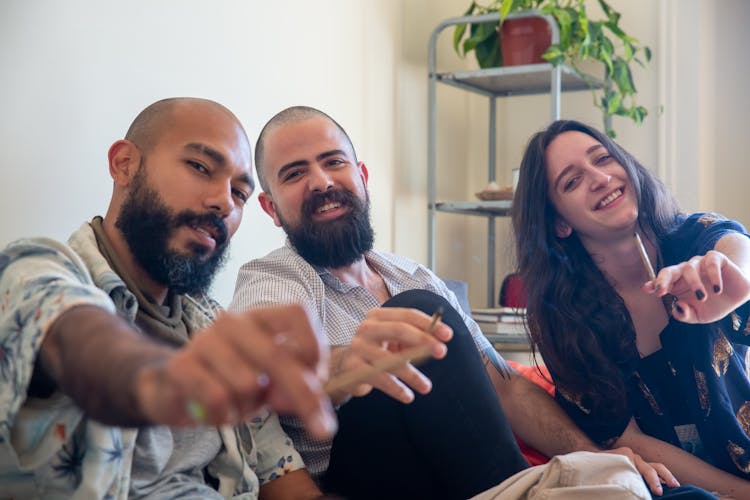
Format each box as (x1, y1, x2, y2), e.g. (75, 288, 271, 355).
(500, 17, 552, 66)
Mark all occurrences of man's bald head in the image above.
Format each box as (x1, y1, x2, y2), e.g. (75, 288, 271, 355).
(125, 97, 247, 156)
(254, 106, 357, 192)
(106, 96, 253, 296)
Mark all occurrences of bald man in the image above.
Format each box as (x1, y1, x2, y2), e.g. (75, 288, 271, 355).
(0, 98, 333, 499)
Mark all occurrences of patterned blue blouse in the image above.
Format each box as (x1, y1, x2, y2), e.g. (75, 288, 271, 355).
(556, 213, 750, 479)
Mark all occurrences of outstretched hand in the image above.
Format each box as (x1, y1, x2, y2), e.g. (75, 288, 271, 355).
(134, 303, 336, 440)
(328, 307, 452, 405)
(643, 250, 750, 324)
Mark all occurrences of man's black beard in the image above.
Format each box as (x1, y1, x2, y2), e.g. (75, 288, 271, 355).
(115, 170, 229, 295)
(280, 188, 374, 269)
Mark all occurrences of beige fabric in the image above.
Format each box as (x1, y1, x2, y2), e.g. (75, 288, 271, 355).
(472, 451, 650, 500)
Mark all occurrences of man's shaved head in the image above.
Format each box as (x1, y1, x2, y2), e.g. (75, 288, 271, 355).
(254, 106, 357, 192)
(111, 96, 252, 295)
(125, 97, 247, 156)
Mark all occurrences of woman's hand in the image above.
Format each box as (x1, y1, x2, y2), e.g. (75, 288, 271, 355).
(643, 249, 750, 324)
(603, 446, 679, 496)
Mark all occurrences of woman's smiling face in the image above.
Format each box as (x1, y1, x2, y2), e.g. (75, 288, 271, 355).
(545, 130, 639, 243)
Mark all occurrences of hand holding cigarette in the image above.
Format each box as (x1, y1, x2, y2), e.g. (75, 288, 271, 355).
(326, 307, 450, 404)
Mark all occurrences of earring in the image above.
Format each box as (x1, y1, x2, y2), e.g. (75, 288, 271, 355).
(555, 220, 572, 238)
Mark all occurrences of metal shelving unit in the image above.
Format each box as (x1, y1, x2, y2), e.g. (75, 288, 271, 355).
(427, 10, 600, 307)
(436, 200, 512, 217)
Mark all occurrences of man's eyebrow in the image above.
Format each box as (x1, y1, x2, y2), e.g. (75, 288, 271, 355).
(276, 150, 351, 180)
(277, 159, 308, 180)
(185, 143, 226, 166)
(317, 149, 349, 161)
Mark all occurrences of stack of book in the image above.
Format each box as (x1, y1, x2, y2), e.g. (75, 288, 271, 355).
(470, 307, 528, 345)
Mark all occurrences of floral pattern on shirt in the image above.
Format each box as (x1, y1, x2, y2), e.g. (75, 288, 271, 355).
(0, 223, 304, 498)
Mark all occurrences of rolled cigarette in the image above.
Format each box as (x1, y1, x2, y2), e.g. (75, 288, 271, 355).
(633, 232, 656, 281)
(323, 308, 443, 396)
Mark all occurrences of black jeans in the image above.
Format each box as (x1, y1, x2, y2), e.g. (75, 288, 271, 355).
(322, 290, 528, 499)
(659, 486, 718, 499)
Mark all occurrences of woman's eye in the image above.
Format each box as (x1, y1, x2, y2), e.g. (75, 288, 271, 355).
(595, 154, 612, 165)
(563, 176, 580, 191)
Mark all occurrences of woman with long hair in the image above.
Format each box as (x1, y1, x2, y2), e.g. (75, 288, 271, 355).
(512, 120, 750, 498)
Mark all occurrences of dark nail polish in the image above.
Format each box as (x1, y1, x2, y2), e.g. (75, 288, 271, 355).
(696, 290, 705, 300)
(713, 285, 720, 293)
(675, 304, 684, 314)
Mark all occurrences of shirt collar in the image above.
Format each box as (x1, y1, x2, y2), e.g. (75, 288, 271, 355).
(283, 239, 420, 291)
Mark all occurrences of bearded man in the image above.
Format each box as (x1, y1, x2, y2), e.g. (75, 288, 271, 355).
(0, 98, 335, 499)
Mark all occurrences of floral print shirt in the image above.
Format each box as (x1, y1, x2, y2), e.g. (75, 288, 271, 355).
(0, 222, 304, 499)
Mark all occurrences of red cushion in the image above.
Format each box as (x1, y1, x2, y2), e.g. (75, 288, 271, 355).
(507, 360, 554, 465)
(499, 273, 527, 308)
(517, 439, 550, 466)
(508, 360, 554, 397)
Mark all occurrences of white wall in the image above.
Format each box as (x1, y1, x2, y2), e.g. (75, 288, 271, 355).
(656, 0, 749, 222)
(2, 0, 747, 310)
(706, 0, 750, 223)
(0, 0, 400, 306)
(392, 0, 478, 266)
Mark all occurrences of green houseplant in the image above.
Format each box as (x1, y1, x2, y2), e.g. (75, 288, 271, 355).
(453, 0, 652, 137)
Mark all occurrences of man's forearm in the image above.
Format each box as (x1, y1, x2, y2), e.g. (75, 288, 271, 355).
(40, 304, 172, 426)
(487, 366, 598, 456)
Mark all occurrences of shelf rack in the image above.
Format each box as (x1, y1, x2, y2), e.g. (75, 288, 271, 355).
(427, 10, 600, 306)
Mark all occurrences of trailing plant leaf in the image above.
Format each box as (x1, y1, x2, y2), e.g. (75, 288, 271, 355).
(632, 105, 647, 124)
(475, 24, 503, 67)
(605, 89, 621, 115)
(542, 46, 565, 65)
(462, 21, 502, 67)
(553, 8, 573, 46)
(612, 58, 635, 95)
(453, 2, 478, 56)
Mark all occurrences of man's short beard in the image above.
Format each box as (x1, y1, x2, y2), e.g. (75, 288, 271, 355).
(280, 188, 374, 269)
(115, 167, 229, 295)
